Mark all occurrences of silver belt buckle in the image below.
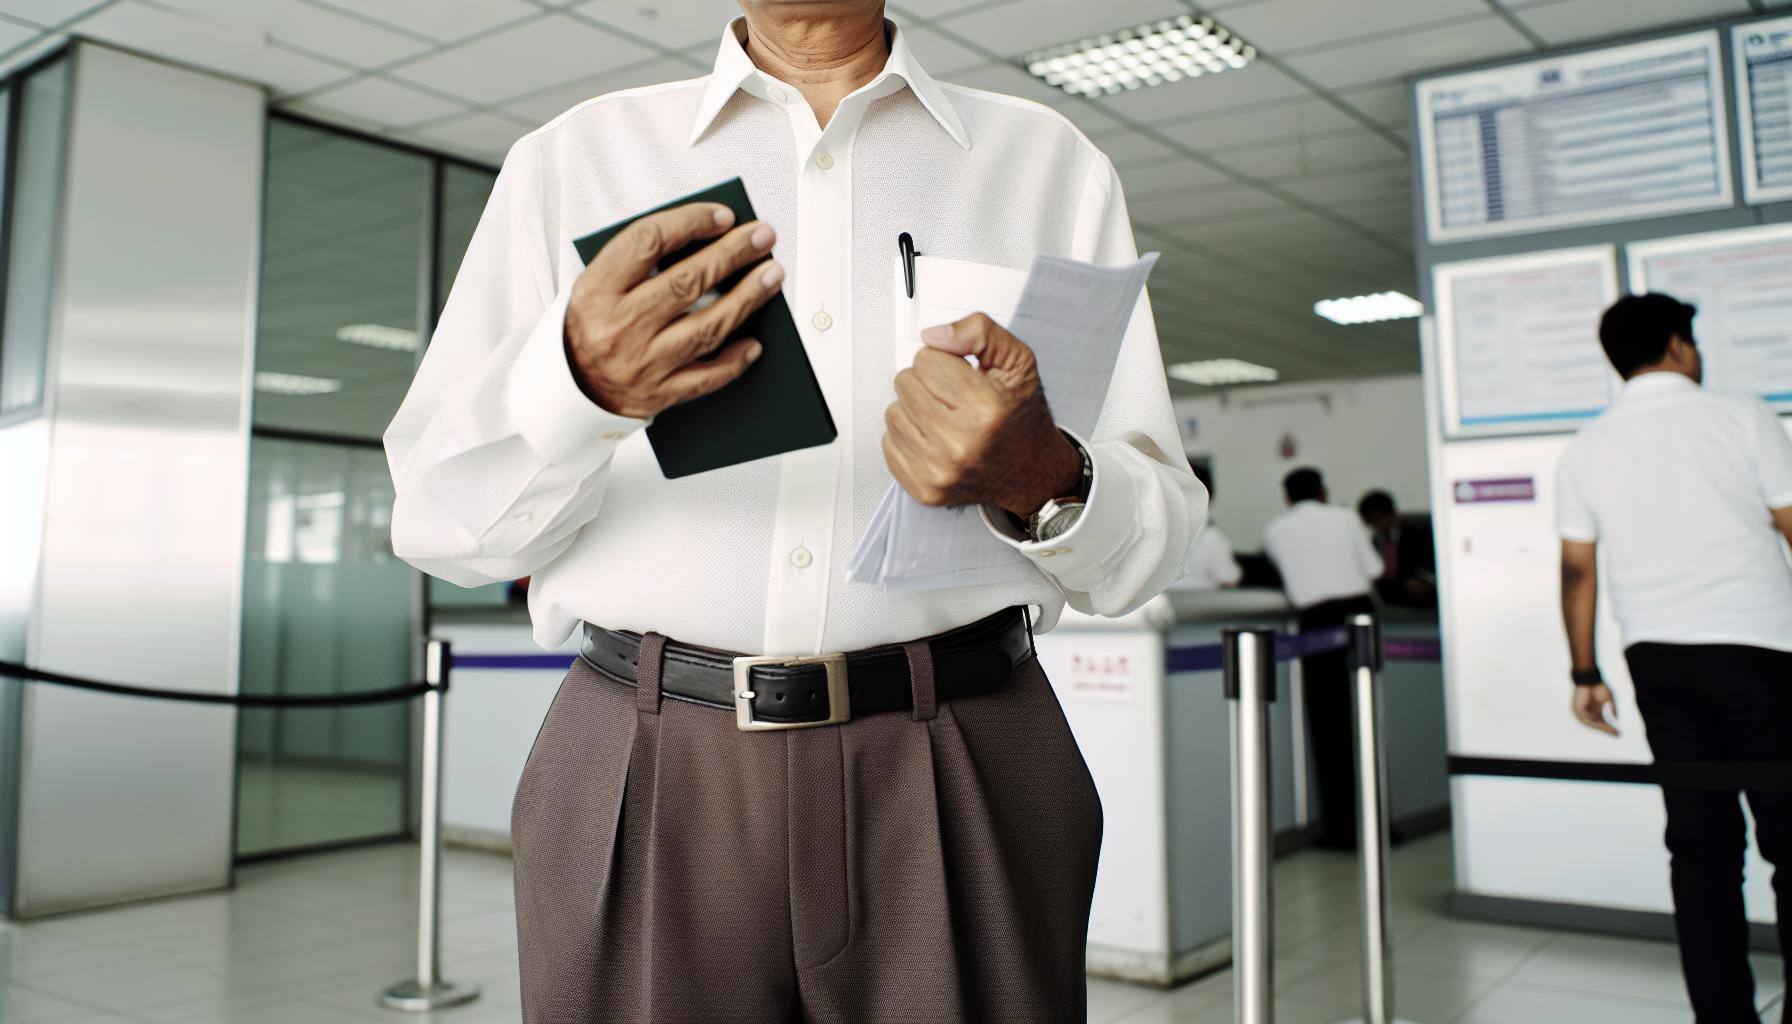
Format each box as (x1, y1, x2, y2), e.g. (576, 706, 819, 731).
(731, 653, 850, 732)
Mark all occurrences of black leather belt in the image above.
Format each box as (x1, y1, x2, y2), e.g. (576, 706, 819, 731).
(579, 607, 1033, 731)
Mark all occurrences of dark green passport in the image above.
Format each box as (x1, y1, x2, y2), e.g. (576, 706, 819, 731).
(573, 177, 835, 479)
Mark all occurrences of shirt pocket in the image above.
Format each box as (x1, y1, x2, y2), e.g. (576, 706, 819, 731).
(892, 254, 1029, 371)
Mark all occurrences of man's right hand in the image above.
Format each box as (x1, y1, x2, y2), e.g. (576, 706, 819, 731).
(1571, 682, 1619, 737)
(565, 202, 783, 419)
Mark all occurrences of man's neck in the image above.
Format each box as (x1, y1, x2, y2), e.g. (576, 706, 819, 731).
(740, 8, 889, 128)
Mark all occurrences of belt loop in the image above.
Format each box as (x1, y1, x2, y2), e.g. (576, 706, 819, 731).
(903, 639, 937, 722)
(637, 632, 666, 715)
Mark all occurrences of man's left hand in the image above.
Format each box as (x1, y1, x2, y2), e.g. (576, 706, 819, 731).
(883, 313, 1084, 518)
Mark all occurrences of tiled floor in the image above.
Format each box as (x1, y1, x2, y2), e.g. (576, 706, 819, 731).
(0, 832, 1781, 1023)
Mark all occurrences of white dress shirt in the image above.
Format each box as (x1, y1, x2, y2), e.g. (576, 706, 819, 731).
(384, 19, 1203, 654)
(1173, 524, 1242, 591)
(1556, 371, 1792, 652)
(1262, 501, 1383, 610)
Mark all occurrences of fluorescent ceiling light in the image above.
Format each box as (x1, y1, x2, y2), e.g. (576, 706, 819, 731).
(1023, 14, 1258, 97)
(255, 371, 342, 396)
(336, 323, 420, 352)
(1167, 359, 1279, 386)
(1314, 291, 1424, 325)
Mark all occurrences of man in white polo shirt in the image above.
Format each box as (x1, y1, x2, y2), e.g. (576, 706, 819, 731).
(1557, 292, 1792, 1024)
(1264, 466, 1384, 848)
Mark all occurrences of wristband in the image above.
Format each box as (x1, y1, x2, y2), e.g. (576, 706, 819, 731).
(1570, 667, 1604, 687)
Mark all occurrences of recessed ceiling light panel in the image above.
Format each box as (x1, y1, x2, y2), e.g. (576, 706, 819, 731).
(336, 323, 420, 352)
(1166, 358, 1280, 386)
(1313, 291, 1425, 325)
(255, 371, 342, 396)
(1023, 14, 1258, 97)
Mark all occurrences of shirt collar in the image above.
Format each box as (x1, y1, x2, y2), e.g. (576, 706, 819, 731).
(688, 17, 970, 150)
(1619, 371, 1698, 400)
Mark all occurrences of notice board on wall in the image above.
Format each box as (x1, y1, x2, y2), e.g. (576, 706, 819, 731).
(1416, 30, 1732, 244)
(1433, 246, 1621, 437)
(1627, 223, 1792, 409)
(1735, 15, 1792, 205)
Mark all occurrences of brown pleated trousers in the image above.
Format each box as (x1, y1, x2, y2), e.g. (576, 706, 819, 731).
(511, 632, 1103, 1024)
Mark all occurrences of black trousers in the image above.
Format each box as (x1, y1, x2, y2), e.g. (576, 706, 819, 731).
(1297, 594, 1377, 850)
(1626, 642, 1792, 1024)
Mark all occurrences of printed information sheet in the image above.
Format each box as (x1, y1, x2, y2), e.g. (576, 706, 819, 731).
(1628, 225, 1792, 409)
(1736, 16, 1792, 204)
(1435, 247, 1620, 436)
(1418, 31, 1731, 243)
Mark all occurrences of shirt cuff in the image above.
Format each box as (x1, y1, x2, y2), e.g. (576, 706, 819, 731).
(979, 431, 1137, 587)
(506, 285, 646, 466)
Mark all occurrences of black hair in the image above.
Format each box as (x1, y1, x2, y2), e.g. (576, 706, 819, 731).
(1189, 460, 1214, 497)
(1598, 293, 1696, 378)
(1358, 490, 1395, 521)
(1283, 467, 1323, 503)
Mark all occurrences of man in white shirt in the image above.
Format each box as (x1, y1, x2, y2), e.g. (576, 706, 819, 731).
(1263, 467, 1383, 848)
(1557, 292, 1792, 1024)
(385, 3, 1201, 1021)
(1176, 463, 1242, 591)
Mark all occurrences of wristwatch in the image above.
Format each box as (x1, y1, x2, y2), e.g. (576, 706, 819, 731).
(1027, 434, 1094, 543)
(1570, 666, 1604, 687)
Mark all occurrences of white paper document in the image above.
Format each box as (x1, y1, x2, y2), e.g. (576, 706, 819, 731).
(847, 251, 1158, 591)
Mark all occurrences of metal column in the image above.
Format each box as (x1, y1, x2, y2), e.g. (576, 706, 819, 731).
(1224, 628, 1277, 1024)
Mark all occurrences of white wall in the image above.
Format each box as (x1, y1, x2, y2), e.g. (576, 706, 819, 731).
(1175, 374, 1430, 549)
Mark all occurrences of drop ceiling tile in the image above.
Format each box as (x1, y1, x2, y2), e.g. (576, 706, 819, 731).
(1042, 94, 1129, 135)
(899, 24, 994, 76)
(1118, 156, 1233, 196)
(944, 60, 1072, 107)
(0, 0, 107, 27)
(501, 56, 703, 123)
(1280, 15, 1534, 90)
(1276, 162, 1411, 204)
(0, 18, 36, 50)
(295, 75, 470, 130)
(76, 1, 348, 94)
(1219, 0, 1486, 56)
(397, 111, 531, 162)
(1510, 0, 1751, 47)
(1335, 80, 1410, 127)
(1102, 63, 1309, 122)
(392, 13, 654, 104)
(1154, 98, 1305, 151)
(889, 0, 997, 19)
(938, 0, 1192, 58)
(149, 0, 433, 66)
(1095, 130, 1180, 167)
(571, 0, 740, 50)
(304, 0, 538, 45)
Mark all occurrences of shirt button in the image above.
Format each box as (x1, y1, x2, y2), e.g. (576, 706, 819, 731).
(811, 310, 833, 331)
(599, 430, 624, 441)
(768, 84, 789, 102)
(815, 150, 834, 170)
(789, 546, 813, 569)
(1056, 547, 1073, 556)
(1038, 549, 1056, 558)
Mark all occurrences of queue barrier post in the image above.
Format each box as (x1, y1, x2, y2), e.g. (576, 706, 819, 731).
(1223, 627, 1277, 1024)
(1332, 614, 1421, 1024)
(380, 639, 481, 1012)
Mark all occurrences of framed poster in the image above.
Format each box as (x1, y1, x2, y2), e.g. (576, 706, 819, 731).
(1627, 223, 1792, 409)
(1417, 31, 1732, 244)
(1734, 16, 1792, 205)
(1434, 246, 1621, 438)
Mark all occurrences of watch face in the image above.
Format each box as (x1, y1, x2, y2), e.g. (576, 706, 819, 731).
(1037, 502, 1084, 542)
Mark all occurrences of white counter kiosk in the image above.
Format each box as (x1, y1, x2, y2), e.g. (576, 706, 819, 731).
(434, 592, 1449, 988)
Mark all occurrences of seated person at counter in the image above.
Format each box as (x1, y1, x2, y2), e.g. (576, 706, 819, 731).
(1264, 467, 1383, 849)
(1175, 463, 1242, 591)
(1357, 490, 1436, 609)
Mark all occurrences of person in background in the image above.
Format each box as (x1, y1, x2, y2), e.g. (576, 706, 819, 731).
(1175, 462, 1242, 591)
(1357, 489, 1437, 609)
(1557, 292, 1792, 1024)
(1263, 466, 1383, 849)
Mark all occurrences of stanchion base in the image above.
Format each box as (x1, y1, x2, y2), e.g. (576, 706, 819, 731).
(380, 979, 481, 1012)
(1327, 1018, 1425, 1024)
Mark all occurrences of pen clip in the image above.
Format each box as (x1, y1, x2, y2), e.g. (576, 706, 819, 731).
(898, 231, 921, 298)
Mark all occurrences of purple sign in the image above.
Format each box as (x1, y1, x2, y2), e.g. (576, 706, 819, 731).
(1453, 477, 1536, 504)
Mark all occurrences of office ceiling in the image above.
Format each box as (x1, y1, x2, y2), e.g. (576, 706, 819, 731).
(0, 0, 1783, 389)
